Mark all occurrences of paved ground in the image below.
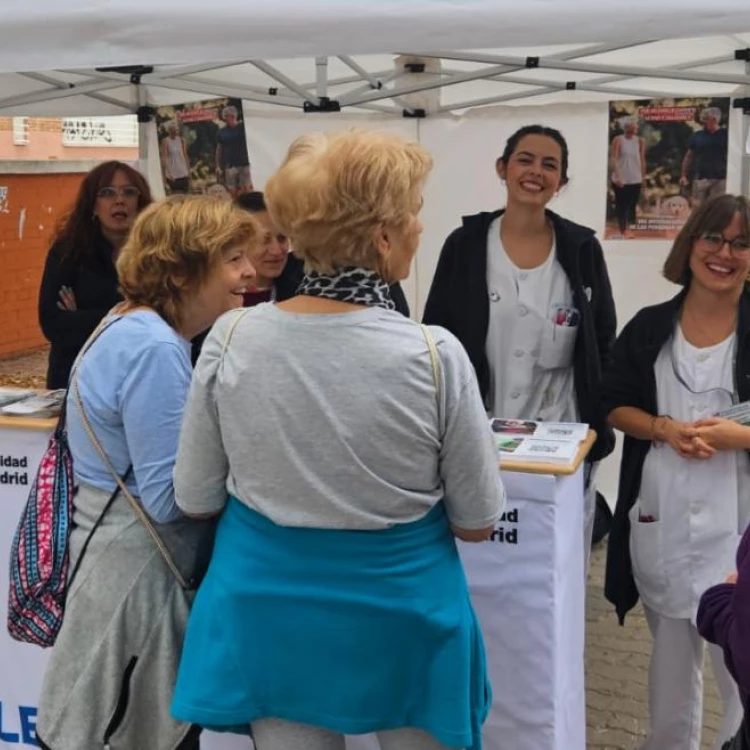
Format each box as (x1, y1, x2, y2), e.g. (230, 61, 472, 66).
(585, 541, 721, 749)
(0, 347, 728, 750)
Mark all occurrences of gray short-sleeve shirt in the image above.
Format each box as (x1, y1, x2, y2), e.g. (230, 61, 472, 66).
(174, 304, 505, 530)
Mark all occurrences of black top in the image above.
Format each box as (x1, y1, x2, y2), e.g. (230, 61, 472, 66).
(603, 288, 750, 624)
(38, 235, 121, 389)
(688, 128, 728, 180)
(422, 208, 617, 462)
(217, 124, 250, 169)
(190, 254, 411, 365)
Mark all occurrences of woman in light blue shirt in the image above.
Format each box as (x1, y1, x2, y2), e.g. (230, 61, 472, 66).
(36, 195, 257, 750)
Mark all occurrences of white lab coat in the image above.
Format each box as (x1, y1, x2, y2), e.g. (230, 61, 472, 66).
(631, 327, 750, 622)
(484, 217, 578, 423)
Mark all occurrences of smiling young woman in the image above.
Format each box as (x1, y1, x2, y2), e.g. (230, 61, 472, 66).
(604, 194, 750, 750)
(422, 123, 617, 562)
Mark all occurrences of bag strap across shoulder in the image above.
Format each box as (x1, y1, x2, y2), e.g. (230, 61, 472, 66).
(71, 307, 254, 590)
(419, 323, 442, 423)
(220, 308, 253, 357)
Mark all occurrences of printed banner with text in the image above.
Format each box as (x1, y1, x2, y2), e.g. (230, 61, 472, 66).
(155, 98, 253, 199)
(605, 97, 730, 240)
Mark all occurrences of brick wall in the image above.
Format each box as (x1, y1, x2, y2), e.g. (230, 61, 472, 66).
(0, 173, 84, 357)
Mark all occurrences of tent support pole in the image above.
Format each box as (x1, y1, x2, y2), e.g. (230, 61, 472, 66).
(742, 58, 750, 199)
(421, 51, 750, 86)
(315, 57, 328, 99)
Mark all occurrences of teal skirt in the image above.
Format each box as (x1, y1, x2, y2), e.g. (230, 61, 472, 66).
(171, 498, 490, 750)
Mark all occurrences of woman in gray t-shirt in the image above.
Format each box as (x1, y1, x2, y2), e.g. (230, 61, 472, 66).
(172, 130, 505, 750)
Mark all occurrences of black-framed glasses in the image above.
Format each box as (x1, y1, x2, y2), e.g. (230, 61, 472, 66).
(96, 186, 141, 200)
(698, 232, 750, 254)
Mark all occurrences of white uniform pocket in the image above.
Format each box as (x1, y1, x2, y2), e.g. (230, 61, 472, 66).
(537, 321, 578, 370)
(628, 501, 668, 609)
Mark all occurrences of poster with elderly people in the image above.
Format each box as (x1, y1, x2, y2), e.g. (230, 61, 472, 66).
(605, 96, 730, 240)
(155, 97, 253, 200)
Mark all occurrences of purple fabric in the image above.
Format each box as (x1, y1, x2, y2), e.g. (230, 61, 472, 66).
(698, 526, 750, 712)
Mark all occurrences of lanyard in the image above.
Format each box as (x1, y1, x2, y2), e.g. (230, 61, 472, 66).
(668, 333, 737, 405)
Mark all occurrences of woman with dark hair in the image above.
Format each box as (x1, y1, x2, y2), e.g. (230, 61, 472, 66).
(604, 194, 750, 750)
(38, 160, 152, 388)
(423, 124, 616, 555)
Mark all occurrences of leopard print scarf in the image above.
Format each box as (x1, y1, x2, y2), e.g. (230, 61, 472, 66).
(296, 267, 394, 310)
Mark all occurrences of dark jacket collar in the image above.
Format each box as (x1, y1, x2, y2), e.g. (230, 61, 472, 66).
(643, 286, 750, 351)
(461, 207, 596, 248)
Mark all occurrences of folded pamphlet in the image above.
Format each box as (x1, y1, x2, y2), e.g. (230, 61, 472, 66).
(0, 388, 36, 408)
(0, 390, 66, 419)
(715, 402, 750, 426)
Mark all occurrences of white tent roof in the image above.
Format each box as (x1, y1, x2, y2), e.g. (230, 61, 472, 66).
(2, 0, 750, 116)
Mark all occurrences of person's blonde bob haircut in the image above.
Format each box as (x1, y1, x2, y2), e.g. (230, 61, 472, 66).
(117, 195, 258, 329)
(264, 129, 433, 274)
(663, 194, 750, 286)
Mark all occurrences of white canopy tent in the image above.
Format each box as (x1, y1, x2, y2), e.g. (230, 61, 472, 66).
(2, 6, 750, 748)
(0, 0, 749, 119)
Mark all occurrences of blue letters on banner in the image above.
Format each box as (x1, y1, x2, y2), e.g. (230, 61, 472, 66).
(0, 703, 38, 746)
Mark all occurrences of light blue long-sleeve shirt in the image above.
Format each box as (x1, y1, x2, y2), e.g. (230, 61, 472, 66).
(66, 310, 192, 524)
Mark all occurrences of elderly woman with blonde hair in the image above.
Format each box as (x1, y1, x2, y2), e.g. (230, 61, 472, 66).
(171, 130, 505, 750)
(35, 195, 257, 750)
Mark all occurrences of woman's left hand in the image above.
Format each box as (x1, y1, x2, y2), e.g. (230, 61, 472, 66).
(694, 417, 750, 452)
(726, 571, 738, 584)
(57, 285, 77, 311)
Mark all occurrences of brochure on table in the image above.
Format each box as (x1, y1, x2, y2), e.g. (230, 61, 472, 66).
(491, 418, 589, 466)
(0, 388, 65, 419)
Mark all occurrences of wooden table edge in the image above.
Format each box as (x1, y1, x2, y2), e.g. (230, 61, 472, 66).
(500, 429, 597, 476)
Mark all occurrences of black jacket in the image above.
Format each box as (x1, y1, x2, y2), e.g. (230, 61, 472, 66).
(603, 289, 750, 623)
(422, 209, 617, 462)
(38, 236, 121, 389)
(190, 254, 411, 364)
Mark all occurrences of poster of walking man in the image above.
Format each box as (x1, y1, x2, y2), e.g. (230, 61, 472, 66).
(605, 97, 729, 240)
(155, 97, 253, 198)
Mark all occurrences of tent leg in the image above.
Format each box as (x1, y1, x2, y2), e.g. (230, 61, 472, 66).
(136, 84, 150, 176)
(742, 60, 750, 199)
(741, 112, 750, 199)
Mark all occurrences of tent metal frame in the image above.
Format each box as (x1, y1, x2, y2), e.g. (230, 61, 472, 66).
(1, 36, 749, 117)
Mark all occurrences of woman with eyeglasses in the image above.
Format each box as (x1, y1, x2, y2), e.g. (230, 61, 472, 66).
(604, 193, 750, 750)
(38, 161, 152, 389)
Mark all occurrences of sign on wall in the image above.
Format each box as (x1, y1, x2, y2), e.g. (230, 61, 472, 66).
(604, 97, 730, 240)
(61, 116, 138, 148)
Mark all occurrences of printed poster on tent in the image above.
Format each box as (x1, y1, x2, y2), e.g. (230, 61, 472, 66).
(155, 97, 253, 199)
(604, 97, 730, 240)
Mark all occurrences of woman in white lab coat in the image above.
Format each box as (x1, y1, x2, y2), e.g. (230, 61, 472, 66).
(604, 193, 750, 750)
(423, 124, 617, 554)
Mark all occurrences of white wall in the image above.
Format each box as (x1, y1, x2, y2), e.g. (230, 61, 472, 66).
(148, 101, 747, 505)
